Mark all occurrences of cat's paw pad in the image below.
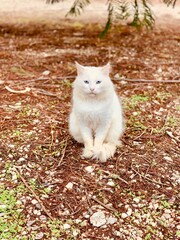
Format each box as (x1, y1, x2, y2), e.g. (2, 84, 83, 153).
(81, 148, 94, 159)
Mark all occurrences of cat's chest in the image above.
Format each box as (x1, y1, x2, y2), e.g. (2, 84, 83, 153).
(76, 100, 109, 116)
(75, 99, 111, 128)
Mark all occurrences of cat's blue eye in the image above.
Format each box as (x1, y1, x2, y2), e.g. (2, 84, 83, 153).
(96, 81, 101, 84)
(84, 80, 89, 84)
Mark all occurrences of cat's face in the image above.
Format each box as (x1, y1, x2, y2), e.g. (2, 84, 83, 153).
(74, 62, 111, 97)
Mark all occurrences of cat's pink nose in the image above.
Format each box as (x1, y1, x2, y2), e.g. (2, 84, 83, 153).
(90, 88, 95, 92)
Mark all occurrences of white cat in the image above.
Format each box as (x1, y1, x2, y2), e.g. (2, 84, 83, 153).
(69, 62, 124, 162)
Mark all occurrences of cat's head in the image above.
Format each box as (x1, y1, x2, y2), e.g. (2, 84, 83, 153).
(74, 62, 112, 98)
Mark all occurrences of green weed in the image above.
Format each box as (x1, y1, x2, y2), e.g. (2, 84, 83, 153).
(124, 94, 149, 109)
(0, 186, 24, 239)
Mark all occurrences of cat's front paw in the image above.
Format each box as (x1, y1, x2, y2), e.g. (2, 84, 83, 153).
(92, 144, 116, 162)
(81, 148, 94, 159)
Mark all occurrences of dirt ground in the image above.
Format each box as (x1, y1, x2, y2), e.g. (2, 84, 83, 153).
(0, 1, 180, 240)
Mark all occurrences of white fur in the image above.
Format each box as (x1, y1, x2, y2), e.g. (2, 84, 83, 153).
(69, 62, 124, 162)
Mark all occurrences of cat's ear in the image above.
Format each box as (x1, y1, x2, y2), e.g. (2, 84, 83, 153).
(100, 62, 111, 76)
(75, 61, 86, 75)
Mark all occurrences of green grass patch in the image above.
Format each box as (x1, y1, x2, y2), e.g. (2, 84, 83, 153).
(0, 186, 25, 239)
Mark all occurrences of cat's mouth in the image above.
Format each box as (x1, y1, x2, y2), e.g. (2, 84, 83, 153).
(89, 92, 96, 96)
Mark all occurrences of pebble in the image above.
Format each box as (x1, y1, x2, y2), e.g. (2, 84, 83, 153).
(107, 179, 115, 187)
(121, 213, 128, 219)
(39, 215, 47, 221)
(113, 230, 121, 236)
(63, 223, 71, 229)
(35, 232, 44, 239)
(27, 220, 36, 227)
(18, 157, 26, 162)
(32, 199, 38, 205)
(83, 212, 90, 219)
(114, 73, 120, 79)
(42, 70, 50, 76)
(65, 182, 73, 190)
(72, 229, 79, 237)
(163, 213, 171, 219)
(90, 211, 106, 227)
(0, 204, 6, 209)
(31, 226, 39, 231)
(107, 216, 117, 225)
(33, 209, 41, 215)
(133, 197, 140, 203)
(85, 166, 94, 173)
(127, 208, 133, 216)
(163, 156, 173, 162)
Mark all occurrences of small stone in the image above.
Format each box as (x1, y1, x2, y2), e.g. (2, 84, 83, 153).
(0, 204, 6, 209)
(22, 231, 27, 235)
(163, 213, 171, 219)
(163, 156, 173, 162)
(114, 73, 120, 79)
(9, 144, 15, 148)
(90, 211, 106, 227)
(83, 212, 90, 219)
(133, 112, 138, 116)
(16, 200, 22, 205)
(114, 230, 121, 236)
(39, 215, 47, 221)
(33, 209, 41, 215)
(80, 220, 87, 227)
(107, 179, 115, 187)
(85, 166, 94, 173)
(75, 219, 81, 224)
(107, 216, 117, 225)
(133, 197, 140, 203)
(72, 229, 79, 237)
(157, 67, 162, 73)
(32, 199, 38, 205)
(18, 157, 26, 162)
(27, 220, 36, 227)
(63, 223, 71, 229)
(121, 213, 128, 219)
(12, 172, 17, 181)
(127, 208, 132, 216)
(153, 203, 159, 210)
(164, 209, 171, 214)
(35, 232, 44, 240)
(42, 70, 50, 76)
(65, 182, 73, 190)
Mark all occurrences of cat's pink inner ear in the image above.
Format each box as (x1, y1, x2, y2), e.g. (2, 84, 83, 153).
(75, 61, 85, 75)
(101, 62, 111, 76)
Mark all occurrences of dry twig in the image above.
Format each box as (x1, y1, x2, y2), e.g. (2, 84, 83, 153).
(5, 86, 31, 94)
(14, 167, 54, 221)
(101, 169, 129, 185)
(115, 78, 180, 83)
(131, 163, 169, 187)
(58, 137, 68, 166)
(166, 131, 180, 144)
(91, 196, 117, 212)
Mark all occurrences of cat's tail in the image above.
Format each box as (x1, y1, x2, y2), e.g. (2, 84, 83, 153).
(93, 143, 116, 162)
